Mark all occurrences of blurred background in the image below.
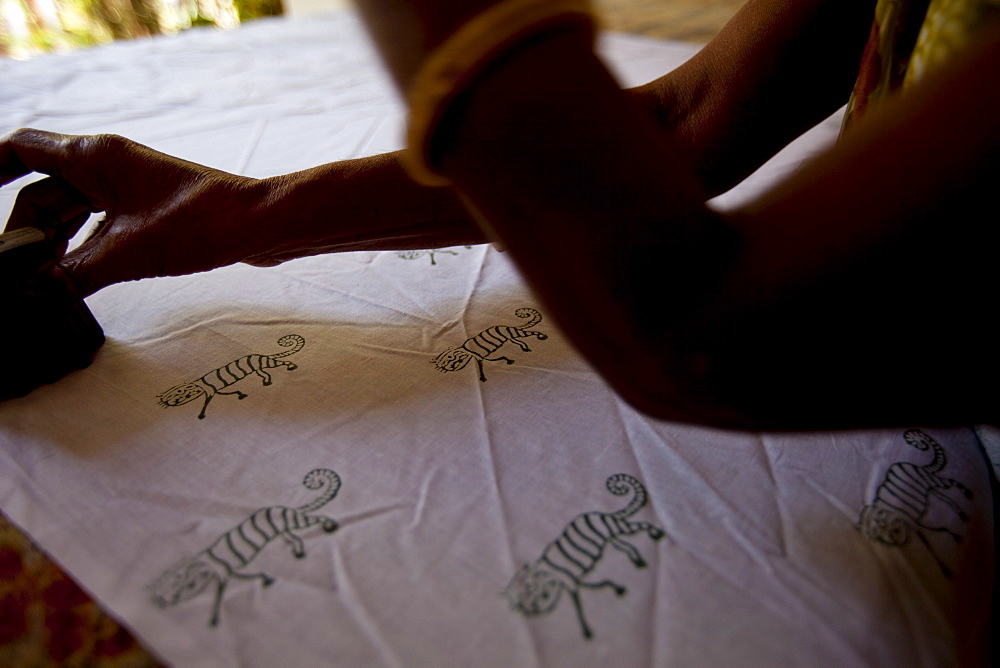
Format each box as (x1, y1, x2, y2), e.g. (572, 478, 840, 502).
(0, 0, 745, 59)
(0, 0, 281, 57)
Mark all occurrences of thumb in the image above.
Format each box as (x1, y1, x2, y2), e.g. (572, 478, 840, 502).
(48, 235, 114, 300)
(50, 212, 169, 298)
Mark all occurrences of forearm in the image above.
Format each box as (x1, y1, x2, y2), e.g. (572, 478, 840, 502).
(354, 1, 1000, 428)
(0, 130, 489, 295)
(241, 151, 487, 266)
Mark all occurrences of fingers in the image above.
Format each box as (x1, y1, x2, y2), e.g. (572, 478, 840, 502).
(4, 176, 97, 243)
(2, 130, 100, 258)
(0, 128, 75, 186)
(54, 211, 95, 258)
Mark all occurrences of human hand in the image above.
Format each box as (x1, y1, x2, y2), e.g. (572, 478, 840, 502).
(1, 128, 269, 298)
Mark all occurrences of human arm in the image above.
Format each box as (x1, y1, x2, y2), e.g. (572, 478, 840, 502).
(354, 0, 1000, 428)
(0, 135, 486, 297)
(1, 0, 872, 299)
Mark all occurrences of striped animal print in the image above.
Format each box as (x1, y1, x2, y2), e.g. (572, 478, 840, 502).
(150, 469, 341, 627)
(432, 308, 547, 381)
(859, 429, 973, 577)
(504, 474, 664, 639)
(396, 246, 471, 264)
(157, 334, 305, 419)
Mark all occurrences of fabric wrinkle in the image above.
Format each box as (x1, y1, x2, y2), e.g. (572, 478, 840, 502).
(235, 119, 268, 175)
(758, 434, 790, 558)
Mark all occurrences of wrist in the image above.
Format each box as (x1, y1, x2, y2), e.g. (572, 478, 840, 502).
(354, 0, 500, 90)
(235, 172, 306, 267)
(354, 0, 596, 186)
(404, 0, 596, 186)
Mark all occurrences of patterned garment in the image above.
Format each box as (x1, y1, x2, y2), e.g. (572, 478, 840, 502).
(843, 0, 1000, 129)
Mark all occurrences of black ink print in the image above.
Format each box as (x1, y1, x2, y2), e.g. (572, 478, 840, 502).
(150, 469, 341, 627)
(858, 429, 973, 577)
(432, 308, 547, 381)
(504, 474, 664, 639)
(396, 246, 472, 265)
(156, 334, 305, 419)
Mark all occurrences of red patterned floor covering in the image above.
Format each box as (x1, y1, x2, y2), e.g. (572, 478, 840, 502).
(0, 511, 161, 667)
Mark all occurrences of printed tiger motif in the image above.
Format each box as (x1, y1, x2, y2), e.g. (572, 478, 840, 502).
(859, 429, 973, 577)
(432, 308, 547, 382)
(504, 474, 664, 639)
(157, 334, 305, 419)
(396, 246, 471, 264)
(150, 468, 341, 627)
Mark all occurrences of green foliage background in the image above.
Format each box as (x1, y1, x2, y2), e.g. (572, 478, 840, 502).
(1, 0, 283, 58)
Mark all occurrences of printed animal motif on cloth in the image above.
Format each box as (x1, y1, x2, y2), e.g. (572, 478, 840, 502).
(432, 308, 547, 382)
(150, 469, 341, 627)
(504, 474, 664, 639)
(396, 246, 472, 264)
(156, 334, 305, 419)
(858, 429, 973, 577)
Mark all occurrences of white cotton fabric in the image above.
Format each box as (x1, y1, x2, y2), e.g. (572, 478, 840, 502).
(0, 12, 994, 667)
